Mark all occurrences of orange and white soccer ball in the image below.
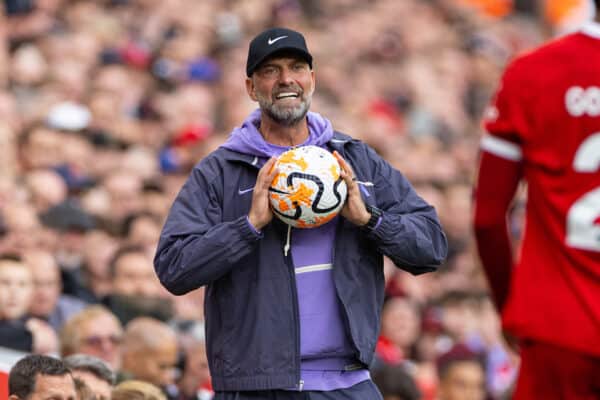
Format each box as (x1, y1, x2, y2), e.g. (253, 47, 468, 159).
(269, 145, 347, 228)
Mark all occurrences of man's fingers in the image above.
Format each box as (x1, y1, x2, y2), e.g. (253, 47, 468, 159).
(265, 157, 279, 188)
(259, 157, 276, 177)
(257, 157, 278, 188)
(266, 157, 279, 181)
(333, 151, 356, 185)
(333, 151, 345, 169)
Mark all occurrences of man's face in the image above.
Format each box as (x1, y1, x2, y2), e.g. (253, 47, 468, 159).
(25, 373, 77, 400)
(104, 172, 143, 220)
(438, 361, 486, 400)
(246, 55, 315, 126)
(23, 128, 62, 169)
(77, 314, 124, 370)
(127, 342, 179, 388)
(381, 297, 420, 349)
(0, 261, 33, 320)
(112, 252, 162, 297)
(71, 370, 111, 400)
(27, 254, 61, 317)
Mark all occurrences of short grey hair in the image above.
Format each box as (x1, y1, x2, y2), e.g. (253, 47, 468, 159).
(62, 354, 116, 385)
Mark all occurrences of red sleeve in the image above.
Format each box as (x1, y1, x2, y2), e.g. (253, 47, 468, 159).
(473, 149, 522, 311)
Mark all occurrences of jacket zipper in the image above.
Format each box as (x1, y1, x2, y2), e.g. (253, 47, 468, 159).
(283, 231, 303, 391)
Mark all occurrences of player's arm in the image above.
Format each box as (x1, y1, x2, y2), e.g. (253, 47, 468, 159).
(473, 135, 523, 311)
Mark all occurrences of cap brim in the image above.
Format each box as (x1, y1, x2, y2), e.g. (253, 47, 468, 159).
(247, 47, 313, 77)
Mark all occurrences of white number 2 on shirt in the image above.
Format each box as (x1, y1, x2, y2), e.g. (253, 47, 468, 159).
(566, 133, 600, 251)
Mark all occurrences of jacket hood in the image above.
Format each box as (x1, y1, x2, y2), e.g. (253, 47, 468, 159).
(220, 109, 334, 158)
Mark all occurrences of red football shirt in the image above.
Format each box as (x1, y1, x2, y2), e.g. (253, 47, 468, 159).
(474, 23, 600, 356)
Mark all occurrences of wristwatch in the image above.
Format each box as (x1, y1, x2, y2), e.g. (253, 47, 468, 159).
(363, 204, 382, 230)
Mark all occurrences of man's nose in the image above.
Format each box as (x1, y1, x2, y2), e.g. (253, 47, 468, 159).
(277, 67, 294, 84)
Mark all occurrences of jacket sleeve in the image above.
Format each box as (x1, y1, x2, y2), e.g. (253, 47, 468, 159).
(153, 161, 262, 295)
(361, 145, 448, 274)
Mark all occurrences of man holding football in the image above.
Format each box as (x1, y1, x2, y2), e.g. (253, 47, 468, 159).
(473, 3, 600, 398)
(154, 27, 447, 400)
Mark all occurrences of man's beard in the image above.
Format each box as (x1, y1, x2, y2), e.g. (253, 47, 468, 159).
(257, 89, 312, 126)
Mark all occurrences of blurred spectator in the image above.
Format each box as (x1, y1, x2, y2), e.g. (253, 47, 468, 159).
(121, 317, 179, 399)
(0, 202, 46, 253)
(0, 254, 34, 352)
(24, 169, 68, 213)
(104, 245, 173, 325)
(375, 296, 421, 366)
(177, 335, 213, 400)
(40, 199, 95, 279)
(372, 363, 421, 400)
(60, 305, 124, 371)
(102, 171, 144, 229)
(436, 344, 486, 400)
(23, 250, 87, 332)
(437, 291, 517, 398)
(438, 291, 480, 344)
(123, 212, 163, 249)
(63, 354, 115, 400)
(74, 230, 119, 303)
(8, 354, 77, 400)
(374, 297, 440, 399)
(0, 254, 58, 354)
(18, 124, 64, 171)
(112, 380, 167, 400)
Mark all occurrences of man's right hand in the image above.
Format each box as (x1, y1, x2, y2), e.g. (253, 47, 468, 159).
(248, 156, 279, 231)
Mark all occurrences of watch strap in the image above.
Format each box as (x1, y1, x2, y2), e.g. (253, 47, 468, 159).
(363, 204, 382, 230)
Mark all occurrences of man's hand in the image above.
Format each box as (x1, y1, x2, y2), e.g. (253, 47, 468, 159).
(248, 157, 279, 230)
(333, 151, 371, 227)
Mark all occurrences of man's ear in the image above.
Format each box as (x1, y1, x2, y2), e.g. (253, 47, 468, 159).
(245, 77, 258, 101)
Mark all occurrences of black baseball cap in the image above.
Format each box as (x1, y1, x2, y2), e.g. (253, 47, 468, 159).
(246, 27, 313, 77)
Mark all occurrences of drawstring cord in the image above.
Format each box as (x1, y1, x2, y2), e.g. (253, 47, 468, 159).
(284, 224, 291, 257)
(354, 180, 374, 186)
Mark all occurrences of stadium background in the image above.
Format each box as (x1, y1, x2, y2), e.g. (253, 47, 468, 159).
(0, 0, 593, 398)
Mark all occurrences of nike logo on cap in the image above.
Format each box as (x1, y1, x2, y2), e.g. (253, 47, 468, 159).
(268, 35, 287, 45)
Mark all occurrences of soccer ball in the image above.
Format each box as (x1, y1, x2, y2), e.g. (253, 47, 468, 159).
(269, 145, 347, 228)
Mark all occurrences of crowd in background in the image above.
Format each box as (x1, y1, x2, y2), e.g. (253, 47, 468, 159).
(0, 0, 590, 399)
